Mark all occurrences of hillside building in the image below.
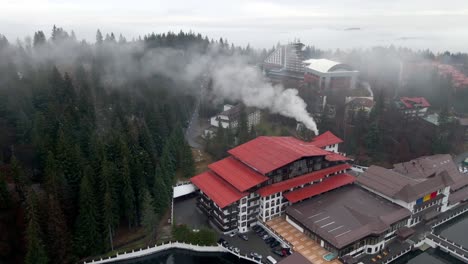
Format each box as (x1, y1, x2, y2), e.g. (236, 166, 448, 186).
(191, 131, 350, 233)
(357, 154, 468, 227)
(303, 59, 359, 90)
(263, 42, 305, 81)
(394, 97, 430, 120)
(209, 104, 261, 129)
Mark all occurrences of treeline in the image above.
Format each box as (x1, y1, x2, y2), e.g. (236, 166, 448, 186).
(0, 28, 213, 263)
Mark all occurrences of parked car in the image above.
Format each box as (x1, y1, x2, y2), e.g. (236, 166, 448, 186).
(250, 252, 263, 260)
(272, 249, 285, 257)
(233, 247, 240, 254)
(218, 238, 229, 247)
(281, 248, 292, 256)
(262, 234, 271, 240)
(258, 230, 266, 236)
(265, 237, 275, 243)
(229, 231, 237, 237)
(270, 241, 280, 248)
(252, 225, 262, 232)
(238, 234, 249, 241)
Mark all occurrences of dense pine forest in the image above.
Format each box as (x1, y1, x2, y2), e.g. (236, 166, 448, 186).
(0, 28, 251, 263)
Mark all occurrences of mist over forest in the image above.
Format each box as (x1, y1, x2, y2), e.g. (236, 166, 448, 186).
(1, 25, 468, 264)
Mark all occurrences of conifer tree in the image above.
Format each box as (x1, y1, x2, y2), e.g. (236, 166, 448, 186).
(100, 159, 118, 251)
(73, 174, 101, 256)
(141, 189, 158, 243)
(180, 142, 196, 178)
(0, 171, 11, 208)
(121, 156, 136, 228)
(25, 191, 49, 264)
(153, 167, 169, 216)
(46, 194, 71, 263)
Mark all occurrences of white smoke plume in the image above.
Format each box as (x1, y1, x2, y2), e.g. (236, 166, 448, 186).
(209, 57, 319, 135)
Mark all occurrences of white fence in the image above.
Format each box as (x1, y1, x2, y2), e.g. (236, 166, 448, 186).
(426, 234, 468, 262)
(431, 205, 468, 228)
(83, 241, 263, 264)
(83, 242, 226, 264)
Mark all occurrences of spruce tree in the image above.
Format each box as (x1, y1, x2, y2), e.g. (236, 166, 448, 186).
(25, 191, 49, 264)
(46, 194, 70, 264)
(73, 174, 101, 257)
(0, 171, 11, 208)
(121, 156, 136, 228)
(141, 189, 158, 243)
(11, 155, 27, 200)
(180, 142, 196, 178)
(153, 167, 169, 216)
(100, 159, 118, 251)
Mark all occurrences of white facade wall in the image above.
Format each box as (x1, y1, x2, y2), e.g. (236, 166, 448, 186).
(286, 215, 304, 232)
(306, 69, 359, 90)
(260, 193, 289, 222)
(324, 144, 339, 153)
(237, 192, 261, 233)
(210, 110, 261, 130)
(210, 115, 230, 128)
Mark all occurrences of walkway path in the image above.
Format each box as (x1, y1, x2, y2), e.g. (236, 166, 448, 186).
(426, 234, 468, 262)
(266, 217, 341, 264)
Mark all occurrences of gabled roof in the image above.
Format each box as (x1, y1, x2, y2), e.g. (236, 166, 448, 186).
(393, 154, 468, 191)
(257, 163, 351, 197)
(357, 164, 454, 202)
(311, 131, 343, 148)
(191, 171, 247, 208)
(399, 97, 431, 109)
(283, 173, 356, 203)
(208, 156, 269, 192)
(228, 136, 330, 174)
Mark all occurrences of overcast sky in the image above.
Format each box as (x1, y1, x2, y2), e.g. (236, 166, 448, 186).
(2, 0, 468, 52)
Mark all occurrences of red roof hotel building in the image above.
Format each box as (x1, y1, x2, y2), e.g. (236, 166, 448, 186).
(191, 131, 351, 233)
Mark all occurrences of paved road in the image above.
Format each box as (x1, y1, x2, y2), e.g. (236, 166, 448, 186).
(173, 195, 210, 229)
(185, 100, 203, 149)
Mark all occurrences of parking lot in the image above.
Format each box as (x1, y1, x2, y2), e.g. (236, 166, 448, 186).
(173, 194, 210, 229)
(173, 196, 285, 262)
(220, 228, 285, 263)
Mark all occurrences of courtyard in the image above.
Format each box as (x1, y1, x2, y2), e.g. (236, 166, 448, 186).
(266, 216, 342, 264)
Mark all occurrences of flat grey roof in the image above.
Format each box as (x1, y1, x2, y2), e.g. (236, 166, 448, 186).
(278, 252, 311, 264)
(286, 185, 411, 249)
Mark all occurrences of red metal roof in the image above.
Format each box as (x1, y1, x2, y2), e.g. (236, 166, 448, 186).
(283, 173, 356, 203)
(191, 171, 247, 208)
(208, 156, 269, 192)
(257, 163, 351, 197)
(228, 136, 330, 174)
(325, 153, 351, 162)
(311, 131, 343, 148)
(400, 97, 431, 109)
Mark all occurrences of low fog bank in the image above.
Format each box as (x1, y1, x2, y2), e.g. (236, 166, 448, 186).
(0, 32, 320, 134)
